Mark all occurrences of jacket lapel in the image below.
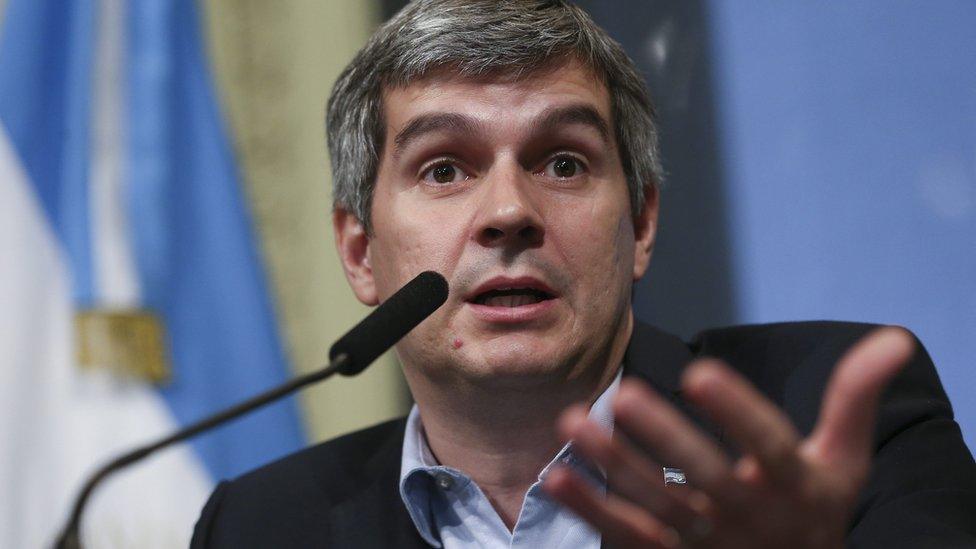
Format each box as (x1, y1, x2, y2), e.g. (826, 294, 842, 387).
(325, 419, 430, 548)
(622, 321, 723, 442)
(601, 322, 724, 549)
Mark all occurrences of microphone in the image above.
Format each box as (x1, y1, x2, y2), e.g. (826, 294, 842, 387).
(331, 270, 449, 375)
(54, 271, 449, 549)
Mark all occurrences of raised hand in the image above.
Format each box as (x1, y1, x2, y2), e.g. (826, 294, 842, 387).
(544, 327, 915, 548)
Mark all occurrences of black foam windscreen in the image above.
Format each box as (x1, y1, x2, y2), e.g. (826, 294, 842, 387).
(329, 271, 449, 376)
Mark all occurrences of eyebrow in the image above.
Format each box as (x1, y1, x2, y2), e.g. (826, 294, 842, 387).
(391, 103, 612, 159)
(533, 104, 611, 145)
(393, 113, 485, 159)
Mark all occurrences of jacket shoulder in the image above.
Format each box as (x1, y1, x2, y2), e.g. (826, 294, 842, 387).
(692, 320, 882, 361)
(689, 321, 954, 434)
(692, 321, 976, 543)
(692, 321, 881, 413)
(223, 415, 406, 505)
(191, 417, 407, 548)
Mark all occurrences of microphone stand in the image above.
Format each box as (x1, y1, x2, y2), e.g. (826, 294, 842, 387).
(54, 354, 349, 549)
(53, 269, 449, 548)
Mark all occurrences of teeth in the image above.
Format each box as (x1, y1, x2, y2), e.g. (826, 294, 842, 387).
(483, 293, 541, 307)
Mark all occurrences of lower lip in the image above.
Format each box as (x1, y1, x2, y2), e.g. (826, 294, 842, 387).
(465, 298, 558, 324)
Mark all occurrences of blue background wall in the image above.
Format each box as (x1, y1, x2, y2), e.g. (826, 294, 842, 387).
(706, 1, 975, 450)
(581, 1, 975, 450)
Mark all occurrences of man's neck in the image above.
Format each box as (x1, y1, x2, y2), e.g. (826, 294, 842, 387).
(400, 309, 635, 529)
(412, 359, 622, 530)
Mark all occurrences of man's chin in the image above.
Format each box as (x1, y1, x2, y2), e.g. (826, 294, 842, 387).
(397, 323, 586, 387)
(454, 339, 577, 383)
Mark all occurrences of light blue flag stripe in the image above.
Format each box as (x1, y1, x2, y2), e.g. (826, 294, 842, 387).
(0, 0, 96, 306)
(0, 0, 307, 481)
(123, 0, 306, 479)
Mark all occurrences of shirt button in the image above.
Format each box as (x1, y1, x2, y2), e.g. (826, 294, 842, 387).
(435, 473, 454, 490)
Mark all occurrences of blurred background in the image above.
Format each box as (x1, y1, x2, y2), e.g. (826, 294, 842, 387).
(1, 0, 972, 547)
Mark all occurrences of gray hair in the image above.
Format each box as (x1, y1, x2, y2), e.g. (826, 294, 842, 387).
(326, 0, 663, 232)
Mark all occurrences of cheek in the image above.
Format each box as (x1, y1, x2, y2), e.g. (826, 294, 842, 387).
(553, 200, 634, 284)
(369, 199, 469, 298)
(370, 236, 422, 288)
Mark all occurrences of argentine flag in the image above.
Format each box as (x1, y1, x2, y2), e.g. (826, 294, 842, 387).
(0, 0, 306, 546)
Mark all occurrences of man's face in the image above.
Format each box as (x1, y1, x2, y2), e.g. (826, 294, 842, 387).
(336, 59, 657, 389)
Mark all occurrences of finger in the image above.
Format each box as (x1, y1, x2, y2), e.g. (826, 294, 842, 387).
(809, 327, 915, 476)
(544, 466, 680, 549)
(558, 406, 710, 536)
(612, 379, 741, 507)
(682, 359, 804, 486)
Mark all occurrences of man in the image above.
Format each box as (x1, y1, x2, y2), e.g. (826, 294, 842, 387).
(192, 1, 976, 547)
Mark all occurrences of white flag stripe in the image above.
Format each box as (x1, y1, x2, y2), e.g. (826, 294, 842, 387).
(1, 101, 212, 549)
(91, 0, 140, 308)
(0, 112, 73, 549)
(75, 373, 213, 549)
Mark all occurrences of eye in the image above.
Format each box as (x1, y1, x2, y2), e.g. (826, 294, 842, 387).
(542, 154, 586, 179)
(421, 161, 469, 185)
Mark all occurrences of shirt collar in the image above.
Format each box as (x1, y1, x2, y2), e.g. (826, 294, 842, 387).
(398, 367, 623, 546)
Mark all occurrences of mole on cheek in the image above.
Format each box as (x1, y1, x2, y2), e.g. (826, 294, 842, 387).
(452, 338, 463, 350)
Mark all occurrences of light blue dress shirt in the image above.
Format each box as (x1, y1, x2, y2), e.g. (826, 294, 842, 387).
(399, 369, 622, 548)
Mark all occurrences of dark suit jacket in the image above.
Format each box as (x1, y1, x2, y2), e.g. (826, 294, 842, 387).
(191, 321, 976, 548)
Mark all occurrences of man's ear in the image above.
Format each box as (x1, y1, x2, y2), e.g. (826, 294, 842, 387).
(632, 185, 659, 280)
(333, 208, 379, 306)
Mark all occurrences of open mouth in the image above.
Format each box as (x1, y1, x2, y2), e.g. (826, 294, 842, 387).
(471, 288, 554, 307)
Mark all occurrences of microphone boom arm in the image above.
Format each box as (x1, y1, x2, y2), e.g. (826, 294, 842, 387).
(54, 354, 350, 549)
(53, 270, 448, 549)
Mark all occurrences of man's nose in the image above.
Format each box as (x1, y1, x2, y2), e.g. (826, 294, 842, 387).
(473, 168, 544, 249)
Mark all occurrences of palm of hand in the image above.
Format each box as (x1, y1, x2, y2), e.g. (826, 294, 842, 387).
(544, 327, 915, 549)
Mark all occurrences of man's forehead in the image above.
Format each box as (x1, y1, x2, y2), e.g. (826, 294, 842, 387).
(380, 58, 612, 131)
